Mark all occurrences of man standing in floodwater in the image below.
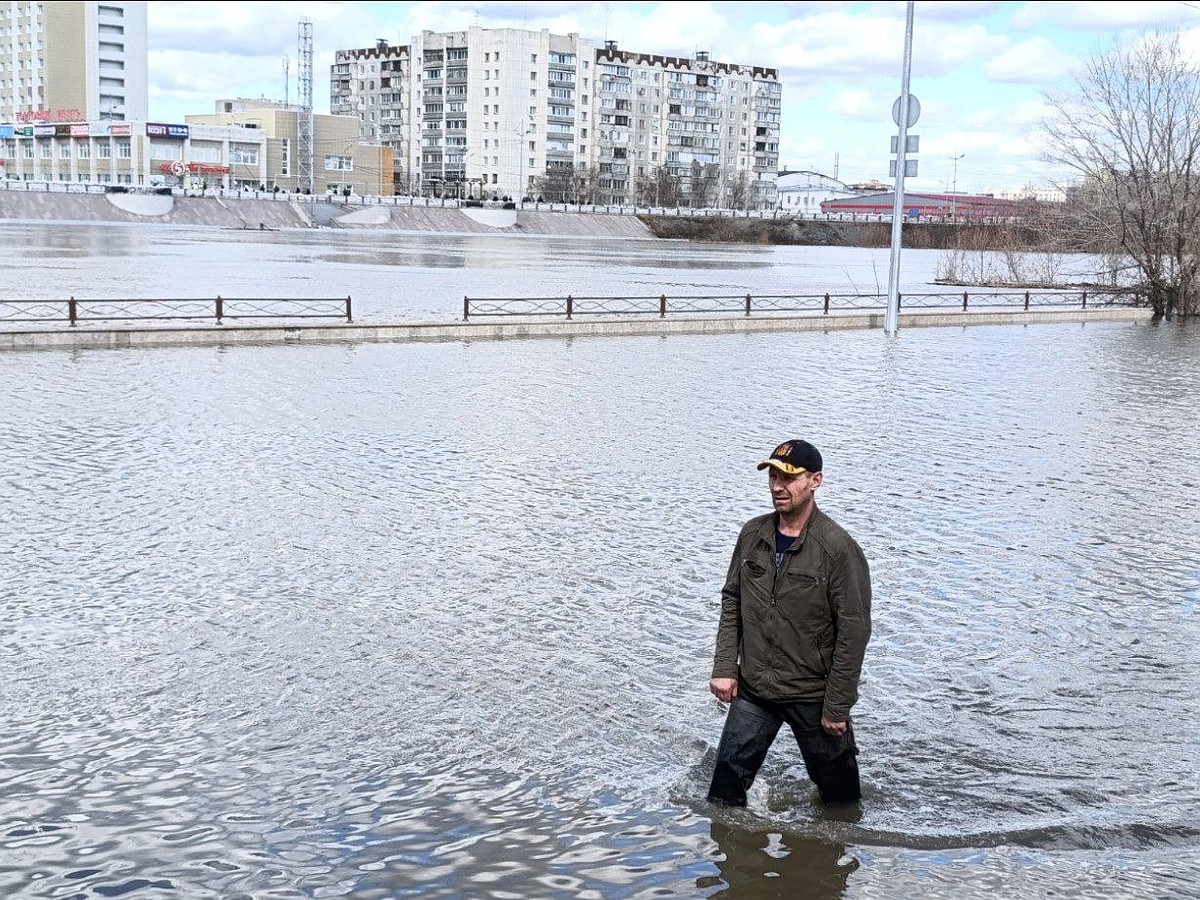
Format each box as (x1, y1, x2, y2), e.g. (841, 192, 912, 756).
(708, 440, 872, 807)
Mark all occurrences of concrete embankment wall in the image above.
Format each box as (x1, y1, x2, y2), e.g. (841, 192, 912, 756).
(1, 307, 1151, 352)
(0, 192, 656, 238)
(330, 204, 654, 238)
(0, 191, 313, 228)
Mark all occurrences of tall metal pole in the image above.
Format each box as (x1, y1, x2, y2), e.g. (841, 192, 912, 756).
(297, 18, 314, 196)
(885, 1, 915, 337)
(951, 151, 964, 222)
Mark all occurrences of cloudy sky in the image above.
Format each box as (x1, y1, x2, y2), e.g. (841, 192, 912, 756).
(147, 1, 1200, 193)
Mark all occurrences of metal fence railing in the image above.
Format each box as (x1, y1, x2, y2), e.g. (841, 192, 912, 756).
(462, 289, 1139, 321)
(0, 296, 353, 326)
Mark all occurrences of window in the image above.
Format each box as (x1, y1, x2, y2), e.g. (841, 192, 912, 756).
(78, 142, 90, 159)
(229, 146, 258, 165)
(98, 142, 112, 159)
(324, 155, 353, 171)
(40, 142, 51, 159)
(59, 142, 71, 158)
(117, 140, 131, 158)
(151, 141, 184, 161)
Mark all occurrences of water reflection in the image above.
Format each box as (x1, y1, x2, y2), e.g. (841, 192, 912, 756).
(699, 822, 855, 898)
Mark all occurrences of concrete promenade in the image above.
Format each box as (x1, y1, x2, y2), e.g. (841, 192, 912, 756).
(1, 307, 1150, 352)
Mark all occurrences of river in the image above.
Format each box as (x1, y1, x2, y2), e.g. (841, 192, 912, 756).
(1, 224, 1197, 899)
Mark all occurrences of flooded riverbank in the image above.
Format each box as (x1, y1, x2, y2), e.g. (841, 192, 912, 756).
(1, 226, 1196, 898)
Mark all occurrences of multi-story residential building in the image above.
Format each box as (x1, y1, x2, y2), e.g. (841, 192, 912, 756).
(330, 28, 779, 207)
(330, 39, 411, 190)
(187, 98, 394, 196)
(0, 1, 147, 126)
(591, 45, 780, 208)
(405, 27, 593, 200)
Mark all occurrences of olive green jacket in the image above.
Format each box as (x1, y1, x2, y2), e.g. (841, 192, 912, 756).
(711, 505, 872, 722)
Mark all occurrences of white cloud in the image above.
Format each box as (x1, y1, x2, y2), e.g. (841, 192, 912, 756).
(1009, 1, 1196, 31)
(984, 36, 1076, 83)
(830, 89, 885, 121)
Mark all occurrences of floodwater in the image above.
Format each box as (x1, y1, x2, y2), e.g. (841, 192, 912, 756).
(1, 224, 1198, 899)
(3, 220, 969, 321)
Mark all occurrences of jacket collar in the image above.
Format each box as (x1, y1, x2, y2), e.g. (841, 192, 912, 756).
(755, 502, 822, 547)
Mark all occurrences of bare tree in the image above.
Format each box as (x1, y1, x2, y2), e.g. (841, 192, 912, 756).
(726, 171, 752, 211)
(1043, 34, 1200, 318)
(635, 166, 684, 208)
(535, 166, 574, 203)
(535, 164, 601, 204)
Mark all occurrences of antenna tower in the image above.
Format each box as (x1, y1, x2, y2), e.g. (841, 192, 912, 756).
(297, 18, 314, 193)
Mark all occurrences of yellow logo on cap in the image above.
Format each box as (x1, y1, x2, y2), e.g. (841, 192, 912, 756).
(775, 442, 792, 457)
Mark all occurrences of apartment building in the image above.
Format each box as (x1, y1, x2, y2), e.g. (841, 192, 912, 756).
(0, 1, 147, 125)
(330, 40, 410, 187)
(591, 45, 780, 207)
(330, 27, 779, 207)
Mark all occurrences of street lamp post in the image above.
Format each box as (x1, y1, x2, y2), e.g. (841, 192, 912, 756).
(516, 118, 534, 204)
(884, 0, 916, 337)
(949, 151, 964, 221)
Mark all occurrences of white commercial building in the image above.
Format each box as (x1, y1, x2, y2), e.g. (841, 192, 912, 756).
(989, 184, 1067, 203)
(1, 118, 267, 188)
(0, 1, 147, 126)
(776, 170, 856, 214)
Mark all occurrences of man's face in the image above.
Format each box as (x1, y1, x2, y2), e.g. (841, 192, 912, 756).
(768, 467, 822, 515)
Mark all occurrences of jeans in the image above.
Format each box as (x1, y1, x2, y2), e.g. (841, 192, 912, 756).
(707, 686, 861, 807)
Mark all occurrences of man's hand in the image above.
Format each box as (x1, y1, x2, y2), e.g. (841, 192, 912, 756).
(709, 677, 738, 703)
(821, 715, 848, 737)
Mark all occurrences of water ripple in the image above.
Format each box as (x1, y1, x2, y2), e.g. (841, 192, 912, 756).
(2, 298, 1198, 897)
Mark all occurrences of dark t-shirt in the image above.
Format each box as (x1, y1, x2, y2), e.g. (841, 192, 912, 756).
(774, 530, 797, 571)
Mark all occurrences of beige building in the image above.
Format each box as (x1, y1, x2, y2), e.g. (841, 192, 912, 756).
(187, 98, 393, 195)
(0, 1, 147, 125)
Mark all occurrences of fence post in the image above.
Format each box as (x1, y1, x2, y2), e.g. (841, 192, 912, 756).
(824, 293, 830, 315)
(68, 296, 77, 327)
(566, 294, 573, 320)
(215, 295, 223, 324)
(1082, 291, 1088, 309)
(1024, 291, 1030, 311)
(659, 294, 666, 318)
(463, 296, 470, 321)
(345, 296, 353, 323)
(745, 293, 752, 317)
(962, 291, 969, 311)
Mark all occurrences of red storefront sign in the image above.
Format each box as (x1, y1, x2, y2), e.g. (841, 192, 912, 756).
(14, 108, 83, 123)
(157, 162, 232, 175)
